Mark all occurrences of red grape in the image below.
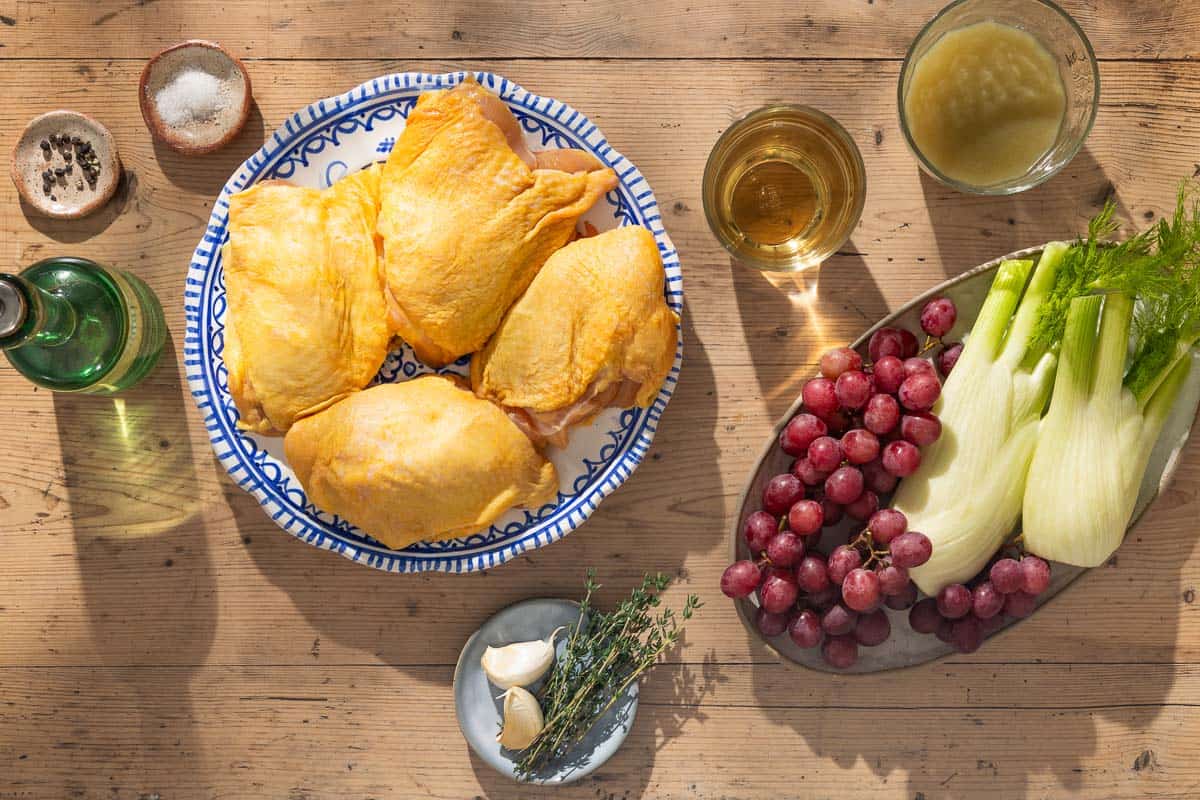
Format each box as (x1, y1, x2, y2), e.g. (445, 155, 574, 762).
(761, 572, 800, 614)
(827, 545, 863, 585)
(821, 603, 858, 636)
(844, 489, 879, 522)
(820, 497, 844, 527)
(766, 531, 806, 567)
(795, 555, 831, 593)
(882, 440, 921, 477)
(949, 616, 983, 653)
(920, 297, 958, 338)
(802, 378, 839, 418)
(807, 436, 844, 472)
(937, 342, 963, 376)
(822, 634, 859, 669)
(762, 474, 804, 515)
(876, 563, 910, 595)
(873, 355, 906, 394)
(841, 429, 880, 464)
(854, 609, 891, 646)
(979, 613, 1005, 635)
(935, 618, 955, 643)
(890, 532, 933, 568)
(720, 560, 762, 598)
(863, 394, 901, 435)
(898, 373, 941, 411)
(791, 457, 829, 486)
(903, 357, 937, 379)
(835, 370, 872, 410)
(972, 581, 1004, 619)
(755, 607, 789, 637)
(788, 609, 824, 648)
(743, 511, 778, 554)
(780, 413, 827, 457)
(842, 568, 882, 612)
(787, 499, 824, 536)
(1021, 556, 1052, 595)
(820, 347, 863, 380)
(862, 458, 899, 495)
(825, 466, 864, 505)
(884, 582, 918, 610)
(901, 412, 942, 447)
(937, 584, 971, 619)
(898, 328, 920, 358)
(1004, 590, 1037, 618)
(909, 598, 941, 634)
(806, 585, 838, 608)
(817, 408, 851, 434)
(989, 558, 1023, 594)
(868, 508, 907, 545)
(868, 328, 906, 362)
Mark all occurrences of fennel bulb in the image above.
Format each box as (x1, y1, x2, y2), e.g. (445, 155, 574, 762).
(1022, 189, 1200, 566)
(898, 244, 1068, 595)
(1021, 293, 1192, 566)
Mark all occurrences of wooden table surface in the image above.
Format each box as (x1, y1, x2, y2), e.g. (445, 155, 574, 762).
(3, 2, 1200, 798)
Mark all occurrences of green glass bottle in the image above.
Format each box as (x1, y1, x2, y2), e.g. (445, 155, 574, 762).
(0, 257, 166, 394)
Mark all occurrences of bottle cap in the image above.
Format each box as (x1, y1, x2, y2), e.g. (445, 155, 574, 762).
(0, 278, 28, 338)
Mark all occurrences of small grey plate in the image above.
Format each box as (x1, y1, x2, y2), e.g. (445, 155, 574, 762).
(453, 598, 638, 784)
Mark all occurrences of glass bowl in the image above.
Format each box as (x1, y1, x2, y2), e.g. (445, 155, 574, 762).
(702, 105, 866, 273)
(898, 0, 1099, 195)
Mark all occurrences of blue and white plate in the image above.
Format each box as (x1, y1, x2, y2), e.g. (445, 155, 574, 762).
(183, 71, 683, 574)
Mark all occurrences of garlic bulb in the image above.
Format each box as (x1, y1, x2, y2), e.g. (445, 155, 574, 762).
(480, 626, 563, 689)
(496, 686, 544, 751)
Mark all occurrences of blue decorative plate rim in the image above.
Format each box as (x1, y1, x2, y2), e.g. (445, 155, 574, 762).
(183, 70, 683, 574)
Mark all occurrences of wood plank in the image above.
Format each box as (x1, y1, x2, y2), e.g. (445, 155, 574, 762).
(1, 665, 1197, 800)
(1, 59, 1199, 676)
(1, 44, 1200, 800)
(1, 0, 1197, 61)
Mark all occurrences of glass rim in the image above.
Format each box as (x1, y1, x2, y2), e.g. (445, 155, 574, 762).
(702, 104, 867, 271)
(896, 0, 1101, 196)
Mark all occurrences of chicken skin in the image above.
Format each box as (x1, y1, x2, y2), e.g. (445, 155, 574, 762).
(377, 78, 618, 367)
(471, 226, 679, 448)
(223, 165, 396, 436)
(284, 376, 559, 549)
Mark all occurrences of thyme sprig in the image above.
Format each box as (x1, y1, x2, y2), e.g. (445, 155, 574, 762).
(514, 570, 701, 777)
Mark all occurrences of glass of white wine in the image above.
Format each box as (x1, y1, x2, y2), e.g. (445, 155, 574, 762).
(702, 105, 866, 273)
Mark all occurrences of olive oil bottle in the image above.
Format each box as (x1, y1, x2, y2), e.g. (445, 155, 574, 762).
(0, 257, 165, 394)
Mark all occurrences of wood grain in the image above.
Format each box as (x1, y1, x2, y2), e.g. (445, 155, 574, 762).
(1, 6, 1200, 800)
(1, 1, 1197, 60)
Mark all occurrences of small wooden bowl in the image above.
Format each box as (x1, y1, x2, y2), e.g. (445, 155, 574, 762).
(11, 110, 121, 220)
(139, 40, 252, 156)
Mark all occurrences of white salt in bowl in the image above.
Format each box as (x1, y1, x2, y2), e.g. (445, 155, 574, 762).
(139, 40, 252, 155)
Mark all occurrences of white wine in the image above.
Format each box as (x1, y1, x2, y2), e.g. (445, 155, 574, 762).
(703, 105, 866, 272)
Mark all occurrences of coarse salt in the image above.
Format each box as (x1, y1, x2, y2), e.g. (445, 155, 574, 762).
(154, 68, 230, 128)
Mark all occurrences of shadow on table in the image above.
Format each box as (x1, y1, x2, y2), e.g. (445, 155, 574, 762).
(731, 244, 887, 422)
(918, 147, 1132, 278)
(153, 100, 267, 195)
(53, 331, 217, 790)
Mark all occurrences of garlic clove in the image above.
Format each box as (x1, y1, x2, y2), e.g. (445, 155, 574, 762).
(480, 626, 564, 689)
(496, 686, 544, 751)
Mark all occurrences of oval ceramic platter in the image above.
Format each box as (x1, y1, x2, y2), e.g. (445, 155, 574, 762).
(732, 245, 1200, 673)
(184, 71, 683, 574)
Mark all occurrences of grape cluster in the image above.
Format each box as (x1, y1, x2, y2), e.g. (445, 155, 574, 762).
(907, 553, 1052, 654)
(722, 298, 960, 669)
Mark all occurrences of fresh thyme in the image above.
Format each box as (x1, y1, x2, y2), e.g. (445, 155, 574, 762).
(514, 570, 701, 777)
